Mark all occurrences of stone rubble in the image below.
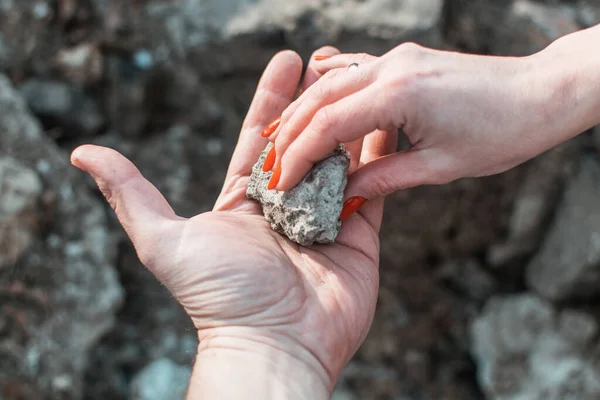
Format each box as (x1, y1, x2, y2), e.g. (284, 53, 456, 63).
(526, 157, 600, 301)
(471, 294, 600, 400)
(130, 358, 191, 400)
(1, 0, 600, 399)
(0, 74, 123, 398)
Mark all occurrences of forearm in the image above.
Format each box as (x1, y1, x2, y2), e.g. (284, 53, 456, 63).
(532, 24, 600, 146)
(187, 332, 332, 400)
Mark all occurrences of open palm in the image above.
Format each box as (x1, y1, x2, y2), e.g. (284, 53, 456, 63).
(70, 50, 395, 386)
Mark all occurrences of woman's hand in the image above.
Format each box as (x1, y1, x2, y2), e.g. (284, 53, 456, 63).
(266, 27, 600, 217)
(70, 48, 394, 399)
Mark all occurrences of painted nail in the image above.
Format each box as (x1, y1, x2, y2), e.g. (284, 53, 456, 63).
(261, 117, 281, 137)
(314, 55, 331, 61)
(339, 197, 368, 221)
(268, 165, 282, 190)
(263, 146, 276, 172)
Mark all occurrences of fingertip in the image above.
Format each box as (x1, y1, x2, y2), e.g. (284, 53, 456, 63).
(272, 50, 303, 69)
(274, 157, 313, 192)
(70, 144, 99, 173)
(70, 147, 85, 170)
(312, 46, 341, 58)
(302, 47, 341, 91)
(70, 144, 141, 187)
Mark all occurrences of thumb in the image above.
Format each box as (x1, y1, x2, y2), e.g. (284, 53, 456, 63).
(70, 145, 179, 267)
(345, 149, 435, 200)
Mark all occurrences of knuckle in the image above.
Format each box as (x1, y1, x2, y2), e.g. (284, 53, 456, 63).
(312, 107, 335, 135)
(314, 80, 332, 101)
(396, 42, 424, 56)
(281, 106, 294, 123)
(355, 52, 375, 63)
(385, 42, 427, 70)
(323, 68, 342, 80)
(369, 173, 398, 198)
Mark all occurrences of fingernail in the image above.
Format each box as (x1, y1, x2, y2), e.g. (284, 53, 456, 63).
(339, 196, 368, 221)
(70, 153, 88, 173)
(268, 165, 282, 190)
(314, 55, 331, 61)
(263, 146, 276, 172)
(261, 117, 281, 137)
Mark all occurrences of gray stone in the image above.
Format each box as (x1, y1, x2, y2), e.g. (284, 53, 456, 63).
(526, 157, 600, 301)
(54, 43, 104, 86)
(0, 33, 10, 70)
(592, 126, 600, 153)
(496, 1, 581, 56)
(19, 78, 105, 137)
(444, 0, 581, 56)
(130, 358, 191, 400)
(145, 0, 444, 76)
(0, 156, 42, 268)
(488, 142, 576, 266)
(471, 294, 600, 400)
(0, 74, 123, 398)
(332, 361, 406, 400)
(437, 259, 496, 301)
(576, 0, 600, 28)
(247, 142, 349, 246)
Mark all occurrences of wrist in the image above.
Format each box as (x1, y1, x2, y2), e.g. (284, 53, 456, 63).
(529, 26, 600, 144)
(187, 328, 333, 400)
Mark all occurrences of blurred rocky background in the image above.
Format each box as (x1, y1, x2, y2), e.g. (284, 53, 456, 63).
(1, 0, 600, 399)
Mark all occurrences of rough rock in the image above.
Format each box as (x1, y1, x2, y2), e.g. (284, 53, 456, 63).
(526, 157, 600, 301)
(592, 126, 600, 154)
(471, 294, 600, 400)
(437, 259, 497, 301)
(501, 0, 580, 54)
(332, 361, 406, 400)
(247, 143, 349, 246)
(83, 241, 197, 399)
(0, 156, 43, 268)
(145, 0, 444, 76)
(19, 79, 105, 138)
(130, 358, 191, 400)
(488, 142, 577, 266)
(444, 0, 581, 56)
(576, 0, 600, 27)
(0, 33, 10, 71)
(0, 74, 123, 398)
(3, 1, 600, 399)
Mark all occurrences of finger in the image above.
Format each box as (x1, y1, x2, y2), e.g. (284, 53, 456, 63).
(345, 137, 364, 174)
(270, 63, 376, 181)
(265, 47, 344, 145)
(301, 46, 341, 92)
(220, 50, 303, 190)
(360, 129, 399, 164)
(306, 48, 363, 174)
(276, 83, 396, 191)
(70, 144, 178, 265)
(353, 129, 398, 230)
(268, 61, 374, 143)
(345, 148, 434, 200)
(312, 52, 378, 74)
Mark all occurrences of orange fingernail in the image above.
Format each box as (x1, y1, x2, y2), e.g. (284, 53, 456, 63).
(261, 117, 281, 137)
(263, 146, 276, 172)
(339, 197, 368, 221)
(268, 165, 282, 190)
(314, 55, 331, 61)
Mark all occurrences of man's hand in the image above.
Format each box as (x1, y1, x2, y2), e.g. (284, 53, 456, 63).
(71, 48, 394, 399)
